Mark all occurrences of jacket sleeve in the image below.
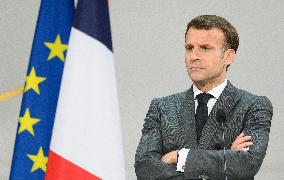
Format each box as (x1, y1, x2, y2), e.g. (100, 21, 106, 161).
(184, 96, 273, 179)
(135, 98, 183, 180)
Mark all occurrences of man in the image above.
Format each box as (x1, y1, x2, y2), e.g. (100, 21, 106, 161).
(135, 15, 273, 180)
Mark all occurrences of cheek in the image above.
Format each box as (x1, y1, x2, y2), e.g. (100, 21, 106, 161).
(184, 55, 190, 66)
(208, 60, 225, 74)
(208, 55, 224, 66)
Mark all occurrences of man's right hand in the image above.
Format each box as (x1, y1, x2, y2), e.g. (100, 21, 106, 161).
(231, 132, 253, 151)
(161, 150, 179, 164)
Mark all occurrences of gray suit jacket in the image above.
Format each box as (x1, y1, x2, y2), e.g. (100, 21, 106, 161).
(135, 81, 273, 180)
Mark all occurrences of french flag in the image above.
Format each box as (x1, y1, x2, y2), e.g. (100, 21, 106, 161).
(45, 0, 125, 179)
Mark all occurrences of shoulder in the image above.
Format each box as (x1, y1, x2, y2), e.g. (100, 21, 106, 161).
(150, 90, 189, 109)
(237, 88, 273, 111)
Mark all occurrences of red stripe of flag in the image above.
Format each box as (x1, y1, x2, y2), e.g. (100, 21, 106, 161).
(45, 150, 102, 180)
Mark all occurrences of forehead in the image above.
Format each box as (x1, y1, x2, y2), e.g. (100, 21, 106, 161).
(185, 28, 225, 46)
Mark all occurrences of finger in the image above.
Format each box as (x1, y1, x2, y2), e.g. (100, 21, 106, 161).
(234, 135, 251, 145)
(233, 133, 245, 143)
(238, 142, 253, 149)
(240, 147, 249, 151)
(235, 132, 245, 140)
(231, 137, 252, 150)
(232, 144, 251, 151)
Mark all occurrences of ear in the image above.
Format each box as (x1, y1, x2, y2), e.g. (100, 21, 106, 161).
(224, 49, 236, 66)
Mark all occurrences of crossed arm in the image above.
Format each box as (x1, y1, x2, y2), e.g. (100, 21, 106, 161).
(161, 132, 252, 165)
(135, 97, 272, 180)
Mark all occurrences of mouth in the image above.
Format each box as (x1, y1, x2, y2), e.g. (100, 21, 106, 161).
(189, 67, 205, 71)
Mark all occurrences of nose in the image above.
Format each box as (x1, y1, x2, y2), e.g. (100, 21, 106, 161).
(190, 53, 199, 61)
(186, 49, 200, 62)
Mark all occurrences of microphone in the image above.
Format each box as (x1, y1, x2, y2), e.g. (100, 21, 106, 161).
(216, 109, 226, 127)
(216, 109, 227, 180)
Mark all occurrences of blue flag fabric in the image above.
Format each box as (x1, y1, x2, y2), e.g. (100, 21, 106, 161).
(10, 0, 74, 179)
(73, 0, 113, 51)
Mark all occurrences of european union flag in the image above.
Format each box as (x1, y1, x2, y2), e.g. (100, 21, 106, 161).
(10, 0, 74, 179)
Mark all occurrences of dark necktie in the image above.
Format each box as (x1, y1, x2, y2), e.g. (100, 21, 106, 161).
(195, 93, 213, 143)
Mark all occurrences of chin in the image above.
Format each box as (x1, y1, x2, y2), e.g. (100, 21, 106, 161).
(188, 74, 205, 83)
(192, 79, 207, 85)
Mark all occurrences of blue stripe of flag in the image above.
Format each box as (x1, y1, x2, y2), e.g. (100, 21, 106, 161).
(73, 0, 113, 51)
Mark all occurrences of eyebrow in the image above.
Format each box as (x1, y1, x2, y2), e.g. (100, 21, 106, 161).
(185, 44, 213, 48)
(200, 44, 213, 48)
(185, 44, 193, 48)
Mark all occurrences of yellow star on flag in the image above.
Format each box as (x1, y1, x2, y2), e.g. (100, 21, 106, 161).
(18, 108, 40, 136)
(44, 34, 68, 62)
(24, 67, 46, 95)
(27, 146, 48, 173)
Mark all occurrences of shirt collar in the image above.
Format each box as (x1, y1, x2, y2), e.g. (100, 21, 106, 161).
(193, 79, 228, 99)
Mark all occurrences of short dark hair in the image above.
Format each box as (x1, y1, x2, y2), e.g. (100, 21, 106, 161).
(185, 15, 239, 52)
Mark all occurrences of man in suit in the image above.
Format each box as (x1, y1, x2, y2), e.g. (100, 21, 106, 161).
(135, 15, 273, 180)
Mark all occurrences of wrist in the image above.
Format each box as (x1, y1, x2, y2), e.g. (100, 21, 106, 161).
(176, 149, 180, 164)
(176, 150, 180, 164)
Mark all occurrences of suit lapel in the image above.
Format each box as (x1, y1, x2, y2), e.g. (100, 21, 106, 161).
(198, 81, 241, 149)
(179, 87, 198, 149)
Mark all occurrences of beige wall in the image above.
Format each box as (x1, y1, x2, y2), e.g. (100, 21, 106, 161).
(1, 0, 284, 179)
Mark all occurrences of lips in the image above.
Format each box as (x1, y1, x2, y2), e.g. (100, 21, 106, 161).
(190, 67, 205, 71)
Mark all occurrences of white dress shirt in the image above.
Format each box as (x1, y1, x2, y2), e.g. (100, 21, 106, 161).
(176, 79, 228, 172)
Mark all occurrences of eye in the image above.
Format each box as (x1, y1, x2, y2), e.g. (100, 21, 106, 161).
(201, 45, 211, 51)
(185, 45, 193, 52)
